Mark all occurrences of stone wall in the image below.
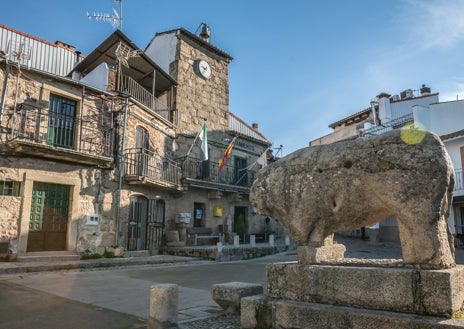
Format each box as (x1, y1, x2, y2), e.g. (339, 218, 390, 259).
(173, 38, 230, 134)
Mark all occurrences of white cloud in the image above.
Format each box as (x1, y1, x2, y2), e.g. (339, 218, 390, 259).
(397, 0, 464, 50)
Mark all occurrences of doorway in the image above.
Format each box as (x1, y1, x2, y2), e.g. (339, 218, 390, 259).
(146, 199, 166, 250)
(127, 195, 148, 251)
(193, 202, 205, 227)
(233, 206, 248, 241)
(27, 182, 70, 252)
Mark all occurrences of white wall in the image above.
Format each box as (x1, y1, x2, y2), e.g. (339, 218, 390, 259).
(145, 32, 178, 75)
(80, 62, 109, 91)
(414, 100, 464, 136)
(378, 94, 439, 123)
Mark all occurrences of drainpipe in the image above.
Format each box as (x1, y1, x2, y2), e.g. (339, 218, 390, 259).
(116, 96, 129, 246)
(0, 63, 10, 124)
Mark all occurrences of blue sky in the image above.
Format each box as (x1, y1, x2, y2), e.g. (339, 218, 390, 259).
(1, 0, 464, 155)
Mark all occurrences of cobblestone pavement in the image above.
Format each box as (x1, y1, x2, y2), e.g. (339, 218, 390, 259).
(180, 314, 240, 329)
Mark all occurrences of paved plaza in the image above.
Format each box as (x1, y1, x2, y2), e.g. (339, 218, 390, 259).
(0, 236, 463, 328)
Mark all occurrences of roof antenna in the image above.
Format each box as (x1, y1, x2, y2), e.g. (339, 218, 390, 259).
(87, 0, 123, 30)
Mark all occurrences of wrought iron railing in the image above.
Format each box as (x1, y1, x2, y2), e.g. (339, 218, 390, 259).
(180, 156, 256, 187)
(8, 103, 114, 157)
(119, 75, 177, 125)
(456, 169, 463, 192)
(362, 113, 414, 137)
(124, 148, 181, 186)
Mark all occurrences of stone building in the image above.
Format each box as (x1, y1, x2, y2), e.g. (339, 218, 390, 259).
(0, 24, 277, 259)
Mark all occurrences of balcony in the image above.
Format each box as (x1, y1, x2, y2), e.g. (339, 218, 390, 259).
(119, 75, 177, 127)
(124, 148, 181, 190)
(180, 156, 257, 193)
(6, 102, 114, 168)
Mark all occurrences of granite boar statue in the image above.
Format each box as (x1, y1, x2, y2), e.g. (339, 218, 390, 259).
(250, 129, 455, 269)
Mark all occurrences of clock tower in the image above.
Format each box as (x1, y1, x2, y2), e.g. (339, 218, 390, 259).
(145, 26, 233, 135)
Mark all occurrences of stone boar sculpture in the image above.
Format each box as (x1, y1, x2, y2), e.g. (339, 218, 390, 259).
(250, 129, 455, 269)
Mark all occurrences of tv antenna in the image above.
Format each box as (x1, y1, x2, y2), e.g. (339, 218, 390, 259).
(87, 0, 123, 30)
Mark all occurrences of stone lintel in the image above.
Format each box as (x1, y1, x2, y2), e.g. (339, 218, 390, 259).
(266, 263, 464, 317)
(297, 243, 346, 264)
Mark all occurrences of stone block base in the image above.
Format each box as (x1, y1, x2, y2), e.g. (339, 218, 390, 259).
(297, 243, 346, 264)
(266, 263, 464, 317)
(261, 299, 464, 329)
(211, 281, 263, 314)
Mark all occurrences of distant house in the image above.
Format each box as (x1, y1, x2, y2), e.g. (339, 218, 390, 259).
(309, 86, 464, 245)
(0, 24, 280, 259)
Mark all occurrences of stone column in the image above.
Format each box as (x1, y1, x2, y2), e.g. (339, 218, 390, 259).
(234, 235, 240, 247)
(250, 235, 256, 247)
(148, 284, 178, 329)
(269, 234, 274, 247)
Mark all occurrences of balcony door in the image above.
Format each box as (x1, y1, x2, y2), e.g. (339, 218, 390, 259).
(135, 126, 149, 176)
(234, 156, 248, 185)
(47, 94, 76, 148)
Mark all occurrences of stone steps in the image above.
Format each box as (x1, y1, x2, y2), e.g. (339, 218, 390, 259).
(18, 251, 80, 262)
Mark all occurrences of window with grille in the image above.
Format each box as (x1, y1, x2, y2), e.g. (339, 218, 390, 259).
(47, 94, 77, 148)
(0, 181, 20, 196)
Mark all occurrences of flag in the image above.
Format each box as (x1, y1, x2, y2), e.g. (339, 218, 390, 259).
(199, 122, 208, 160)
(218, 137, 237, 171)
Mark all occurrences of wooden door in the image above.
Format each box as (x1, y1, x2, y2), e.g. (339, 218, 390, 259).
(27, 182, 70, 252)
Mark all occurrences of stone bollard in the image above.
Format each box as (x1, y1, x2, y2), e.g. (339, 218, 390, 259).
(269, 234, 274, 247)
(250, 235, 256, 247)
(148, 284, 178, 329)
(234, 235, 240, 247)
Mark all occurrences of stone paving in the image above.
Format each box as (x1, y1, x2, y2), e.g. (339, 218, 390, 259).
(178, 235, 464, 328)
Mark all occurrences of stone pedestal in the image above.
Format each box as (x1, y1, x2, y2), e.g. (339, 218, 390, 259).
(297, 243, 346, 264)
(241, 262, 464, 328)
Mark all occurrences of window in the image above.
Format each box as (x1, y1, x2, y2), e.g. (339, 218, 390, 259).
(0, 181, 20, 196)
(47, 94, 77, 148)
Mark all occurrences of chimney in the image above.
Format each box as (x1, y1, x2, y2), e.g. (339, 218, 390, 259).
(252, 123, 259, 132)
(420, 84, 431, 95)
(55, 40, 75, 52)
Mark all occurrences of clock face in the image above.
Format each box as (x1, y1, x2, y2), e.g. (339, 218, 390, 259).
(196, 59, 212, 79)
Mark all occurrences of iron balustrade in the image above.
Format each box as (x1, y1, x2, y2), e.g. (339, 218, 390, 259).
(119, 75, 177, 125)
(362, 113, 414, 137)
(124, 148, 181, 186)
(8, 104, 114, 157)
(180, 156, 257, 187)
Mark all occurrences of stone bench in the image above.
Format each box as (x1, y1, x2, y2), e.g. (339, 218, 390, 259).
(211, 281, 263, 314)
(187, 227, 221, 246)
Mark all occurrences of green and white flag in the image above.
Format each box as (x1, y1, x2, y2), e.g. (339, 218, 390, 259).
(199, 122, 208, 160)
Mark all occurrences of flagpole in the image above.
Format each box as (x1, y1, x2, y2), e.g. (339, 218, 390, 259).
(234, 148, 268, 185)
(186, 120, 207, 158)
(185, 130, 200, 158)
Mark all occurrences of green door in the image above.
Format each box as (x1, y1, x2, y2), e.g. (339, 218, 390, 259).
(27, 182, 70, 252)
